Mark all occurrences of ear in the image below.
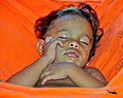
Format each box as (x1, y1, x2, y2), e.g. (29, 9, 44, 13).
(36, 39, 44, 56)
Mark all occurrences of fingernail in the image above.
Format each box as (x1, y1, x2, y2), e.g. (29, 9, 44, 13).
(41, 82, 44, 85)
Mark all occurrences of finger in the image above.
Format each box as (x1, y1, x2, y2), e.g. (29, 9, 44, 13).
(47, 63, 52, 67)
(56, 40, 64, 48)
(43, 67, 50, 72)
(48, 38, 64, 47)
(40, 69, 51, 80)
(45, 36, 54, 43)
(45, 37, 64, 48)
(53, 40, 64, 48)
(41, 75, 53, 85)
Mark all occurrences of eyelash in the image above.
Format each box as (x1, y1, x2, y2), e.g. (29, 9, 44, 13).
(59, 36, 68, 39)
(59, 36, 88, 45)
(80, 41, 88, 45)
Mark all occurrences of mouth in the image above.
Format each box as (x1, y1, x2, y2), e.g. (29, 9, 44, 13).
(64, 49, 79, 58)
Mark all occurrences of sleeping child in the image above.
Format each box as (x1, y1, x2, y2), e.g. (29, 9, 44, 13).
(7, 3, 107, 88)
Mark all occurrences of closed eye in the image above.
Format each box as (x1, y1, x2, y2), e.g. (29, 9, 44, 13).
(59, 36, 68, 39)
(80, 41, 88, 45)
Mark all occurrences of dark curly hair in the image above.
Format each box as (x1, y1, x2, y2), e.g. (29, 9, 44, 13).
(34, 3, 103, 61)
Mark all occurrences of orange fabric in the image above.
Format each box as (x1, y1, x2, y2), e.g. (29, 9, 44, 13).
(0, 69, 123, 97)
(0, 0, 123, 97)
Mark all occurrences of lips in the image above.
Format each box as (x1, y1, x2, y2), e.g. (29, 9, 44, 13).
(64, 49, 79, 58)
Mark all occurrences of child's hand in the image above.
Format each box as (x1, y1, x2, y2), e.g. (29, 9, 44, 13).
(40, 62, 75, 85)
(42, 36, 64, 63)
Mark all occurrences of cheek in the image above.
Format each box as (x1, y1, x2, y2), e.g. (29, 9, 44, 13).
(80, 47, 90, 61)
(55, 45, 64, 59)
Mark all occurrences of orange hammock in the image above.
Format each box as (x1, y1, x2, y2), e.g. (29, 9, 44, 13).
(0, 0, 123, 97)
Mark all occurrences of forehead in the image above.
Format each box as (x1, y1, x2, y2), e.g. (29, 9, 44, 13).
(46, 15, 92, 37)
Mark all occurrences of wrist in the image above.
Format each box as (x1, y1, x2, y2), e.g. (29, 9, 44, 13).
(66, 63, 77, 77)
(41, 55, 52, 65)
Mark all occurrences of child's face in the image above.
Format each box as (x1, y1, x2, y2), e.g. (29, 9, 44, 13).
(44, 15, 92, 68)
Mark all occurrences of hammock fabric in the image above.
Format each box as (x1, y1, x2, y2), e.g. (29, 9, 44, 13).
(0, 0, 123, 97)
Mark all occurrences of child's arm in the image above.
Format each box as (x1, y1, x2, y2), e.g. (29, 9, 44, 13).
(40, 62, 107, 88)
(68, 65, 107, 88)
(6, 56, 50, 87)
(7, 37, 63, 87)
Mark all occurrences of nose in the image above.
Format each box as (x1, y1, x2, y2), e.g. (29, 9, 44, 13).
(69, 41, 79, 49)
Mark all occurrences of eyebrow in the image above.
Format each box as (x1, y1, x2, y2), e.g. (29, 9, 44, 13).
(55, 29, 68, 34)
